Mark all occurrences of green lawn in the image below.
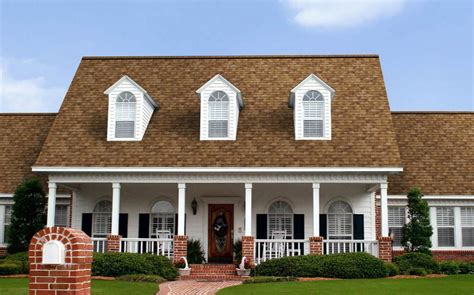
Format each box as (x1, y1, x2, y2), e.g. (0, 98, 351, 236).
(218, 275, 474, 295)
(0, 278, 159, 295)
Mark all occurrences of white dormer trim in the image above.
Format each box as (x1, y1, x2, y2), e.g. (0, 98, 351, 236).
(196, 74, 243, 141)
(289, 74, 334, 141)
(104, 75, 158, 141)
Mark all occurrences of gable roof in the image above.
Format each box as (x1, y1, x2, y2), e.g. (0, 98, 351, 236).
(104, 75, 159, 107)
(0, 113, 56, 193)
(34, 55, 402, 168)
(196, 74, 244, 108)
(388, 112, 474, 195)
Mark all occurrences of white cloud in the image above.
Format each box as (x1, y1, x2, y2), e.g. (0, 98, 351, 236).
(284, 0, 406, 29)
(0, 59, 65, 113)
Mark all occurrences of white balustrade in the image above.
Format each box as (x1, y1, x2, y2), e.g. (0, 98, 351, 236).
(323, 240, 379, 256)
(120, 238, 174, 259)
(92, 238, 107, 253)
(254, 239, 309, 265)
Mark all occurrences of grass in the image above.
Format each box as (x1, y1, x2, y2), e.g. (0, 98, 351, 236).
(218, 275, 474, 295)
(0, 278, 159, 295)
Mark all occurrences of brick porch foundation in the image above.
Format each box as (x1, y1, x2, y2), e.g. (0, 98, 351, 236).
(309, 236, 323, 255)
(173, 235, 188, 263)
(241, 236, 255, 265)
(106, 234, 121, 252)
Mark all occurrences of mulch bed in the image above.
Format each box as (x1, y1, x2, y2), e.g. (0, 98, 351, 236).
(388, 274, 447, 279)
(298, 277, 339, 281)
(0, 274, 28, 278)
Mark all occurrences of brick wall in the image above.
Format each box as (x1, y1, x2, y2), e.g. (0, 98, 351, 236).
(173, 235, 188, 264)
(375, 195, 381, 238)
(241, 236, 255, 265)
(0, 246, 7, 256)
(106, 234, 121, 252)
(394, 250, 474, 262)
(309, 236, 323, 255)
(29, 227, 92, 295)
(378, 236, 393, 262)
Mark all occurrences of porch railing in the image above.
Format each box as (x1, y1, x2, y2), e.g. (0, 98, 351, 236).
(92, 238, 107, 253)
(120, 238, 174, 259)
(254, 239, 309, 265)
(323, 240, 379, 257)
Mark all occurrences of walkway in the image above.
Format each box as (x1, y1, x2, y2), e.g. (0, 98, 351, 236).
(157, 280, 241, 295)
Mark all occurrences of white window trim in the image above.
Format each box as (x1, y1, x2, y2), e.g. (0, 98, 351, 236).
(461, 207, 474, 247)
(327, 200, 353, 240)
(92, 200, 112, 238)
(267, 201, 294, 239)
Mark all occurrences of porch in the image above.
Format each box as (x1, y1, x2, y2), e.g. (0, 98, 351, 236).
(44, 171, 393, 264)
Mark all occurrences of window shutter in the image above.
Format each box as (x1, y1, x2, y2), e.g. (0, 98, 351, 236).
(174, 213, 186, 235)
(353, 214, 364, 240)
(293, 214, 305, 239)
(81, 213, 93, 237)
(119, 213, 128, 238)
(139, 214, 150, 238)
(319, 214, 327, 239)
(257, 214, 268, 239)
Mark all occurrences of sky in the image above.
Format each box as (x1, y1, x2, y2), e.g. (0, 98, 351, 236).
(0, 0, 473, 112)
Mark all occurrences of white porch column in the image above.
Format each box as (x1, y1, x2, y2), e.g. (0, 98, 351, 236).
(111, 183, 121, 235)
(312, 183, 320, 237)
(46, 182, 57, 227)
(380, 183, 389, 236)
(178, 183, 186, 235)
(245, 183, 252, 236)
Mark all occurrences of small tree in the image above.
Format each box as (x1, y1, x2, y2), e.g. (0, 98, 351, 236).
(401, 187, 433, 254)
(7, 178, 47, 253)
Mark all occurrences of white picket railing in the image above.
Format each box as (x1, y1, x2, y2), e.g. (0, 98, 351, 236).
(323, 240, 379, 257)
(92, 238, 107, 253)
(120, 238, 174, 259)
(254, 239, 309, 265)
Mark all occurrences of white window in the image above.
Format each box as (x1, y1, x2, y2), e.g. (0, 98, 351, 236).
(268, 201, 293, 239)
(150, 201, 175, 238)
(2, 205, 12, 244)
(327, 201, 353, 240)
(302, 90, 324, 138)
(115, 91, 137, 138)
(437, 207, 455, 247)
(55, 205, 69, 227)
(92, 200, 112, 238)
(388, 207, 406, 247)
(208, 91, 229, 138)
(461, 207, 474, 247)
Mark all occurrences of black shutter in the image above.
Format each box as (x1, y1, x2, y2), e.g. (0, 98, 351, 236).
(256, 214, 268, 239)
(139, 214, 150, 238)
(353, 214, 364, 240)
(174, 214, 187, 235)
(319, 214, 327, 239)
(81, 213, 92, 237)
(119, 214, 128, 238)
(293, 214, 304, 239)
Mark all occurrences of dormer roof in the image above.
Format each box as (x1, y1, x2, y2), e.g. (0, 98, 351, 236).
(196, 74, 244, 109)
(104, 75, 159, 108)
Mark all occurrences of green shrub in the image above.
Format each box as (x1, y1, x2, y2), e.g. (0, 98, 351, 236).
(409, 268, 427, 276)
(459, 262, 474, 274)
(92, 253, 177, 280)
(4, 252, 29, 274)
(0, 263, 21, 275)
(384, 262, 399, 277)
(243, 276, 297, 284)
(393, 252, 438, 274)
(233, 239, 242, 264)
(255, 253, 386, 279)
(187, 239, 206, 264)
(439, 261, 460, 275)
(117, 274, 167, 284)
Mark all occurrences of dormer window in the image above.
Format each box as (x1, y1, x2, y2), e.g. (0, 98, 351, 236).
(196, 74, 243, 141)
(289, 74, 335, 140)
(115, 91, 137, 138)
(104, 75, 158, 141)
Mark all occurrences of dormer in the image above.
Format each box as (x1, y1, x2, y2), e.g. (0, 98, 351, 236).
(104, 75, 158, 141)
(289, 74, 335, 140)
(196, 74, 243, 140)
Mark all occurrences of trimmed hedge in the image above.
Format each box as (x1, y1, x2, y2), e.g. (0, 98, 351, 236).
(254, 253, 387, 279)
(93, 253, 178, 280)
(117, 274, 167, 284)
(384, 262, 399, 277)
(393, 252, 439, 274)
(244, 276, 297, 284)
(4, 252, 29, 274)
(0, 263, 21, 275)
(409, 268, 427, 276)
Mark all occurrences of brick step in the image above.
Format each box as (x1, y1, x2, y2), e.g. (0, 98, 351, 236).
(191, 270, 237, 275)
(180, 274, 243, 282)
(190, 264, 236, 270)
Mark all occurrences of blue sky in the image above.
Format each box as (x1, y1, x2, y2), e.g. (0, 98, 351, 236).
(0, 0, 472, 112)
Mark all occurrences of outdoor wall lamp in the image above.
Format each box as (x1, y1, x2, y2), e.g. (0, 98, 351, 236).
(191, 198, 198, 215)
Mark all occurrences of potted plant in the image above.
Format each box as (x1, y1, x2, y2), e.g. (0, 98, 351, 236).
(236, 257, 252, 276)
(175, 257, 191, 276)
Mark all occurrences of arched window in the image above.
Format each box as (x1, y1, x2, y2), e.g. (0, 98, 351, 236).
(150, 201, 175, 238)
(208, 91, 229, 138)
(115, 91, 137, 138)
(268, 201, 294, 239)
(302, 90, 324, 138)
(327, 200, 353, 240)
(92, 200, 112, 237)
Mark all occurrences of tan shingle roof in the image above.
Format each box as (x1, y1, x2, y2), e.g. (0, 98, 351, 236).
(389, 112, 474, 195)
(35, 55, 401, 167)
(0, 113, 56, 193)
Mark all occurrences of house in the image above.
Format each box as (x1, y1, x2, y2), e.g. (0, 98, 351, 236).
(0, 55, 472, 265)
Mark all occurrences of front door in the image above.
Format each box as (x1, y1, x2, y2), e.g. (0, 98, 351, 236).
(208, 204, 234, 263)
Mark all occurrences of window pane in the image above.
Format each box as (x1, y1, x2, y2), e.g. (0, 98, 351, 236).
(303, 120, 323, 137)
(462, 228, 474, 246)
(461, 208, 474, 226)
(303, 101, 323, 118)
(3, 206, 12, 244)
(55, 205, 68, 227)
(437, 208, 454, 226)
(328, 213, 352, 239)
(438, 228, 455, 247)
(388, 207, 405, 226)
(116, 121, 135, 138)
(209, 100, 229, 120)
(209, 120, 228, 138)
(268, 214, 293, 239)
(390, 227, 404, 247)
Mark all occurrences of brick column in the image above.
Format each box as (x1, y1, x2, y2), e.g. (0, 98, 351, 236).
(173, 235, 188, 263)
(106, 234, 121, 253)
(241, 236, 255, 265)
(29, 227, 92, 294)
(378, 236, 393, 262)
(309, 236, 323, 255)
